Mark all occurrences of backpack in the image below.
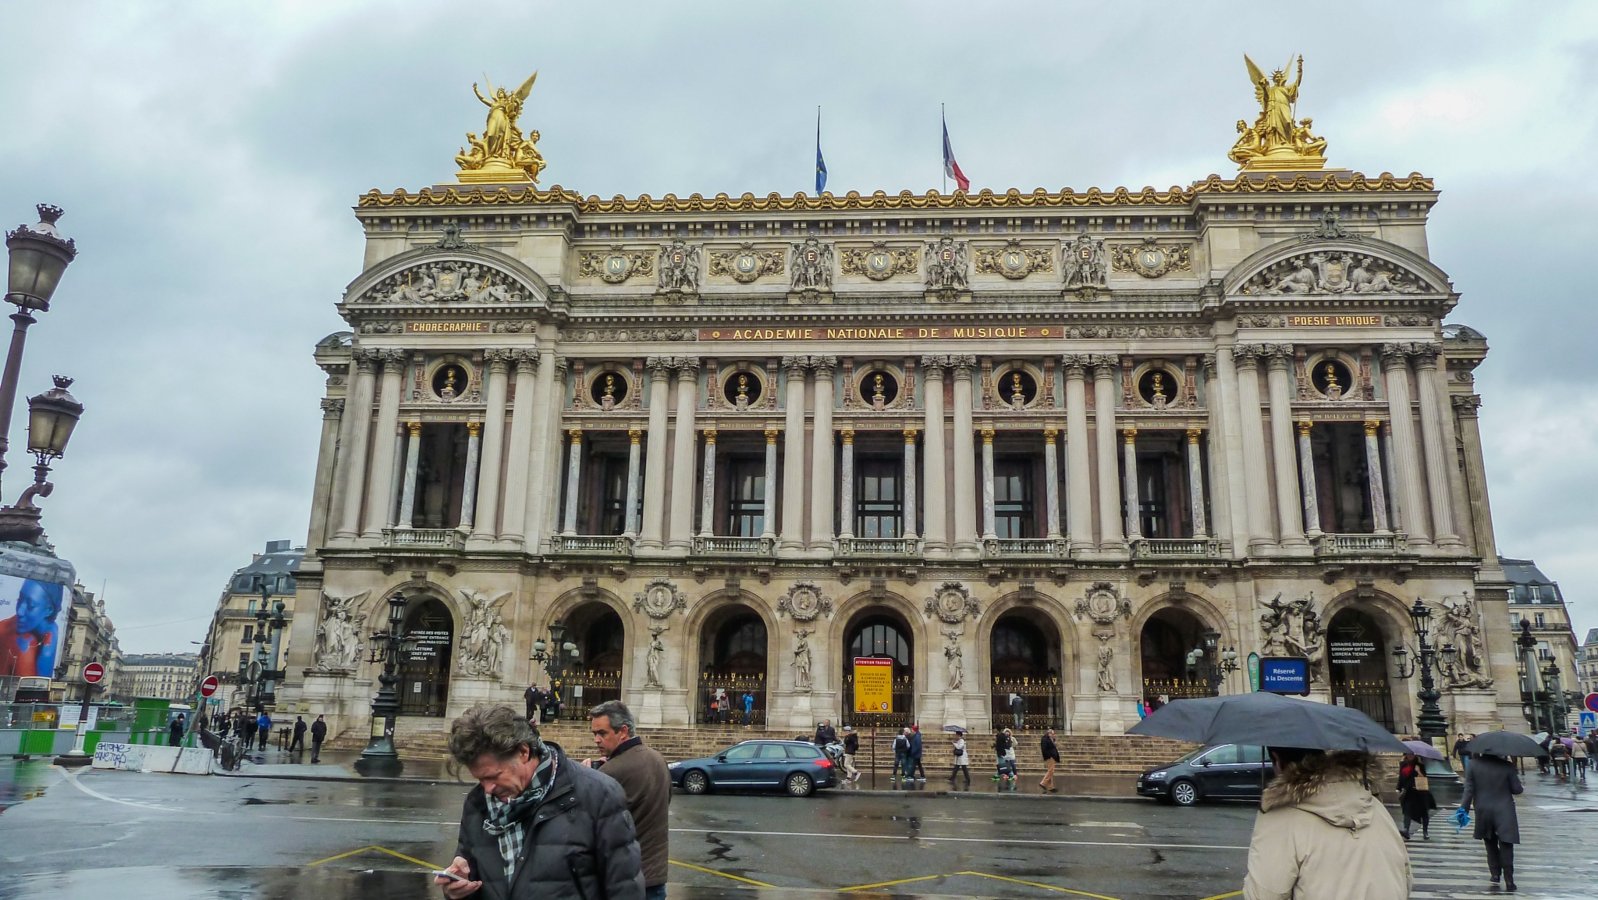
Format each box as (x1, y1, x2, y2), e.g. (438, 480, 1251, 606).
(893, 735, 908, 753)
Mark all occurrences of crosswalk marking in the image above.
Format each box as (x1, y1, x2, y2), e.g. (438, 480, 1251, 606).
(1407, 798, 1593, 899)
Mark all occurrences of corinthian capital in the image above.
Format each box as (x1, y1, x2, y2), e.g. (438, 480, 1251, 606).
(1090, 354, 1119, 376)
(1060, 354, 1091, 377)
(811, 355, 838, 379)
(321, 398, 346, 419)
(1263, 343, 1295, 368)
(674, 357, 701, 378)
(950, 354, 977, 378)
(484, 348, 515, 369)
(1231, 343, 1264, 366)
(1407, 342, 1442, 366)
(1378, 343, 1410, 370)
(1451, 394, 1482, 415)
(919, 355, 951, 376)
(781, 355, 808, 378)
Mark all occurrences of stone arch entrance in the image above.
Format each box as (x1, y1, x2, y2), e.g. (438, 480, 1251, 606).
(1325, 607, 1395, 731)
(398, 596, 453, 717)
(1139, 607, 1212, 703)
(989, 609, 1064, 730)
(558, 601, 626, 721)
(697, 604, 769, 725)
(841, 606, 915, 728)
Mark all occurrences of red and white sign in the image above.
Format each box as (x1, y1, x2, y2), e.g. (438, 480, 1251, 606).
(1585, 692, 1598, 714)
(199, 675, 221, 698)
(82, 662, 105, 684)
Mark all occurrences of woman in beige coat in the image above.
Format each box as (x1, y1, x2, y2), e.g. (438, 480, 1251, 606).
(1243, 748, 1411, 900)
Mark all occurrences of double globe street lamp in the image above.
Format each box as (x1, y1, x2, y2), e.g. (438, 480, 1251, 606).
(1185, 629, 1239, 695)
(1392, 598, 1457, 742)
(356, 592, 413, 776)
(530, 621, 580, 720)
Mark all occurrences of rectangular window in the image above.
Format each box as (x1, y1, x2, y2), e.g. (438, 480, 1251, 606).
(1529, 584, 1542, 602)
(993, 458, 1034, 539)
(595, 453, 630, 536)
(1535, 612, 1546, 628)
(238, 652, 249, 670)
(242, 625, 254, 643)
(724, 456, 766, 537)
(855, 457, 903, 539)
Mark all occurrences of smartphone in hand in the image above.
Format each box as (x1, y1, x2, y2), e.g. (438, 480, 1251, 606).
(432, 869, 468, 883)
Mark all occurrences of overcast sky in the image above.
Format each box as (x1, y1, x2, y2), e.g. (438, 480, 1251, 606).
(1, 1, 1593, 655)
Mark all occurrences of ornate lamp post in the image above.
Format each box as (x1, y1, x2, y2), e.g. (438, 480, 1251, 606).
(1392, 598, 1456, 741)
(529, 621, 580, 720)
(1514, 619, 1547, 731)
(1541, 661, 1564, 734)
(1186, 629, 1239, 696)
(356, 592, 409, 776)
(254, 584, 288, 708)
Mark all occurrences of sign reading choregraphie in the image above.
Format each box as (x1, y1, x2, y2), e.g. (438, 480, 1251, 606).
(852, 657, 894, 714)
(0, 545, 76, 680)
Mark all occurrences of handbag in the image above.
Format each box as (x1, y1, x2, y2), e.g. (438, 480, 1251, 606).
(1414, 771, 1430, 793)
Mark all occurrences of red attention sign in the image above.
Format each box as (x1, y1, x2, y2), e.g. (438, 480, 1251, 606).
(82, 662, 105, 684)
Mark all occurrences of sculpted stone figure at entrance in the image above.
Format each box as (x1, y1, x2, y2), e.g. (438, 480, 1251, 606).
(315, 590, 367, 673)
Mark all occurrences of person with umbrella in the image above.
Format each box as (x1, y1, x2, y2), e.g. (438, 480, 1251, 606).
(1396, 742, 1438, 840)
(1460, 731, 1536, 893)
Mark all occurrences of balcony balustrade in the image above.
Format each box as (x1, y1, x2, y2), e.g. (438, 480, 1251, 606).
(835, 536, 923, 558)
(982, 537, 1069, 560)
(546, 534, 636, 557)
(1313, 532, 1408, 556)
(690, 535, 776, 557)
(380, 528, 466, 551)
(1131, 538, 1225, 560)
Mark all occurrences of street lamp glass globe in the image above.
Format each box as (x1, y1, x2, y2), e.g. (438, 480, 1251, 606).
(5, 205, 77, 312)
(25, 376, 83, 457)
(387, 593, 407, 627)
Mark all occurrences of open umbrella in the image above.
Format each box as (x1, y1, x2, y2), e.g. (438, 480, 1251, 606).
(940, 724, 966, 734)
(1464, 730, 1545, 758)
(1127, 691, 1407, 753)
(1401, 739, 1445, 760)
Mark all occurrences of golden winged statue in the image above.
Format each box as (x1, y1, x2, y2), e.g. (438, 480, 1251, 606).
(456, 71, 547, 184)
(1228, 54, 1327, 172)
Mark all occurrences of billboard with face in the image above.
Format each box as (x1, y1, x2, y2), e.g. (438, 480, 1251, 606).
(0, 545, 76, 680)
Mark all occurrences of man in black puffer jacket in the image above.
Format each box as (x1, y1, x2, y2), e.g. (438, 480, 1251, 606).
(435, 704, 644, 900)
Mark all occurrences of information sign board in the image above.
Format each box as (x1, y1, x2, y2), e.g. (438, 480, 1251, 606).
(1259, 657, 1311, 696)
(852, 657, 893, 713)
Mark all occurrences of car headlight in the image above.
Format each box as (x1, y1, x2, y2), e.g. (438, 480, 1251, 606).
(1146, 770, 1168, 781)
(668, 761, 681, 769)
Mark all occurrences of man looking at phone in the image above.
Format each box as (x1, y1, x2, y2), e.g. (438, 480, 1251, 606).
(435, 704, 643, 899)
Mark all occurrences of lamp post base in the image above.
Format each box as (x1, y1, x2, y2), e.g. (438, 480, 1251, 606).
(354, 752, 404, 778)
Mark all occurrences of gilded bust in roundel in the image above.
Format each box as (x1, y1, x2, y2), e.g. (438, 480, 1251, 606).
(925, 581, 979, 625)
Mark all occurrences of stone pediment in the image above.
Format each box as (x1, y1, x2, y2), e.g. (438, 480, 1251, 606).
(343, 245, 552, 308)
(1226, 238, 1451, 298)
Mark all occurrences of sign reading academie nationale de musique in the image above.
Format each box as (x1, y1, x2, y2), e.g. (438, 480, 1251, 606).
(700, 324, 1062, 342)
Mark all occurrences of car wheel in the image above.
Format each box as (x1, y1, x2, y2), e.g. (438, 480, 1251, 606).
(682, 770, 709, 795)
(1171, 778, 1199, 807)
(785, 771, 814, 797)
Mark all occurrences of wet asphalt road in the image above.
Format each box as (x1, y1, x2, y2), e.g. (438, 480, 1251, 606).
(0, 757, 1258, 899)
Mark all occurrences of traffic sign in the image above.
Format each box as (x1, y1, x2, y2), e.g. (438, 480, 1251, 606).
(199, 675, 220, 698)
(1259, 657, 1311, 696)
(1585, 692, 1598, 714)
(81, 662, 105, 684)
(1580, 711, 1596, 738)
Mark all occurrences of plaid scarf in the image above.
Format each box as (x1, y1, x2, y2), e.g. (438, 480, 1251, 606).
(481, 751, 557, 882)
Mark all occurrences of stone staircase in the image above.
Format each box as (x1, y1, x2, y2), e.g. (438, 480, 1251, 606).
(333, 718, 1195, 776)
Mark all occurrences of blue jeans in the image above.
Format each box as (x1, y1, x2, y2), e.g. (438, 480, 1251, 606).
(645, 885, 667, 900)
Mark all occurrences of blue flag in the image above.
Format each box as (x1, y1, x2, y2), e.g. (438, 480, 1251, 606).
(815, 108, 828, 194)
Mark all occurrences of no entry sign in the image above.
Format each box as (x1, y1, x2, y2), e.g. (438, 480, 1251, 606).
(199, 674, 220, 698)
(82, 662, 105, 684)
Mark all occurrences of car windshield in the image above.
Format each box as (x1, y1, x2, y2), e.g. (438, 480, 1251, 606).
(1173, 745, 1218, 764)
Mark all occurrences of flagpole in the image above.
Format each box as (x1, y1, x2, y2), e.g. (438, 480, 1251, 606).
(941, 103, 947, 194)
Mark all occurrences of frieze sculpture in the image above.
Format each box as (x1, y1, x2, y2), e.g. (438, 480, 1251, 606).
(1434, 595, 1494, 689)
(1096, 634, 1116, 692)
(975, 240, 1053, 280)
(792, 627, 814, 691)
(776, 581, 834, 622)
(1242, 251, 1426, 296)
(1109, 238, 1193, 278)
(314, 590, 368, 673)
(455, 73, 547, 184)
(840, 242, 917, 281)
(578, 247, 654, 284)
(1061, 234, 1108, 291)
(634, 578, 688, 620)
(362, 262, 529, 305)
(790, 239, 835, 290)
(1228, 54, 1327, 172)
(925, 581, 980, 625)
(943, 629, 965, 691)
(710, 244, 784, 284)
(657, 240, 702, 292)
(923, 235, 970, 292)
(645, 625, 669, 688)
(1074, 582, 1131, 626)
(1258, 593, 1326, 680)
(458, 589, 512, 678)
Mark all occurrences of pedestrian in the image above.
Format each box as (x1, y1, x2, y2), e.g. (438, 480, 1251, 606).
(908, 724, 926, 782)
(434, 704, 644, 899)
(1243, 748, 1409, 899)
(713, 687, 728, 724)
(1460, 751, 1523, 892)
(240, 711, 256, 751)
(290, 715, 307, 753)
(814, 718, 838, 747)
(544, 684, 563, 723)
(1039, 728, 1060, 793)
(168, 713, 185, 747)
(892, 727, 911, 782)
(841, 726, 861, 783)
(310, 714, 327, 763)
(1396, 752, 1435, 840)
(707, 690, 719, 724)
(585, 701, 670, 900)
(1009, 692, 1025, 730)
(218, 714, 230, 739)
(993, 728, 1016, 790)
(256, 709, 272, 752)
(949, 732, 971, 789)
(1548, 737, 1568, 780)
(1573, 735, 1589, 781)
(741, 690, 755, 727)
(523, 683, 542, 725)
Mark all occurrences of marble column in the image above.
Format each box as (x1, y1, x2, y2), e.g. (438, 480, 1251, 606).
(499, 350, 538, 546)
(1121, 428, 1141, 540)
(1212, 348, 1251, 551)
(1044, 427, 1062, 540)
(666, 362, 700, 552)
(1264, 346, 1307, 548)
(1231, 347, 1273, 551)
(638, 359, 673, 549)
(1186, 427, 1208, 539)
(561, 428, 583, 535)
(459, 421, 482, 530)
(383, 429, 404, 529)
(1200, 355, 1233, 545)
(521, 345, 559, 549)
(306, 397, 346, 550)
(1062, 356, 1092, 551)
(362, 350, 406, 538)
(698, 428, 717, 537)
(919, 358, 949, 555)
(950, 356, 980, 556)
(470, 350, 512, 542)
(901, 427, 917, 539)
(1412, 344, 1462, 548)
(1381, 422, 1403, 533)
(397, 421, 423, 528)
(1452, 395, 1499, 559)
(838, 428, 856, 540)
(1363, 420, 1390, 533)
(624, 427, 643, 537)
(809, 358, 836, 550)
(1380, 344, 1429, 542)
(779, 357, 808, 554)
(762, 427, 779, 540)
(980, 425, 997, 540)
(333, 349, 379, 542)
(1296, 420, 1322, 539)
(1092, 357, 1125, 549)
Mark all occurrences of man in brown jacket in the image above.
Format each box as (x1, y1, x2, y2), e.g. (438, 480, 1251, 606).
(588, 700, 670, 900)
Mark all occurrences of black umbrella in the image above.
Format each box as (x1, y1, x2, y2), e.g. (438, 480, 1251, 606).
(1464, 730, 1546, 758)
(1128, 691, 1407, 753)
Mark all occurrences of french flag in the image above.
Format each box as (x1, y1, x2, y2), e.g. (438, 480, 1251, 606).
(942, 114, 969, 193)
